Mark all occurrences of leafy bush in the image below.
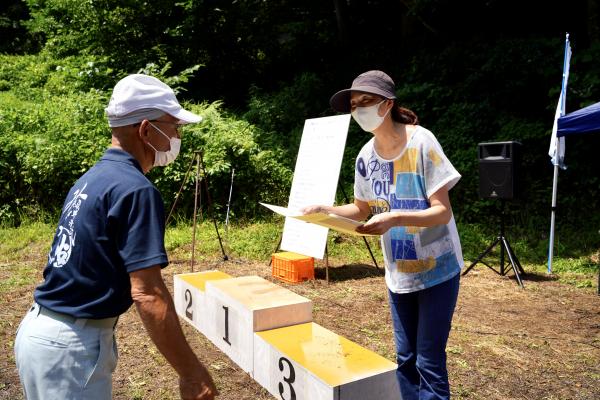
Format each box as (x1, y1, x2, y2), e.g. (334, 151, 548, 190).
(243, 72, 330, 166)
(0, 88, 109, 223)
(391, 37, 600, 230)
(0, 52, 117, 95)
(151, 101, 293, 220)
(0, 54, 294, 224)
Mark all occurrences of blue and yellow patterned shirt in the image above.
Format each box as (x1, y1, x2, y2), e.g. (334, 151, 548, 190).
(354, 126, 463, 293)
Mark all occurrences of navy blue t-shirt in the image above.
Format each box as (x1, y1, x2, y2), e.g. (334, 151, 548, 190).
(35, 148, 169, 318)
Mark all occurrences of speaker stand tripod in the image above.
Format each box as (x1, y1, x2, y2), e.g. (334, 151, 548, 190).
(462, 200, 525, 288)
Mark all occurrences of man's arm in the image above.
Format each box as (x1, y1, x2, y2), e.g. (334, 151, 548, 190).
(130, 266, 217, 400)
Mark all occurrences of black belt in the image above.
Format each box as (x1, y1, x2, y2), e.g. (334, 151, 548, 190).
(35, 304, 118, 329)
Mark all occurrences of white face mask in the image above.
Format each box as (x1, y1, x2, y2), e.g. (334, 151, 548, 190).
(351, 99, 390, 132)
(146, 122, 181, 166)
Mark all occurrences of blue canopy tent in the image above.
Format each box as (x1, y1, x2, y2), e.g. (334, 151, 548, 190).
(553, 101, 600, 295)
(557, 101, 600, 137)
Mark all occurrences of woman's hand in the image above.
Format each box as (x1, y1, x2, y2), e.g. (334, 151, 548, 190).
(300, 205, 330, 215)
(355, 212, 398, 235)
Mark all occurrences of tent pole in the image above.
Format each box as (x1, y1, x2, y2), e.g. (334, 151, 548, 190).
(547, 142, 560, 274)
(548, 34, 570, 275)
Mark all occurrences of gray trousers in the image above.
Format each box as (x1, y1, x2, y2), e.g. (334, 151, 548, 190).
(14, 303, 118, 400)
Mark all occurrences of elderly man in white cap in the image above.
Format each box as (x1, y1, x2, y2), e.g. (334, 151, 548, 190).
(14, 74, 217, 400)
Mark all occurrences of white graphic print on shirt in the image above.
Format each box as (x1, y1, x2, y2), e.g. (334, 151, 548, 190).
(49, 182, 88, 268)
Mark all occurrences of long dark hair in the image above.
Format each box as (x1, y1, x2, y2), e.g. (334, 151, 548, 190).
(390, 99, 419, 125)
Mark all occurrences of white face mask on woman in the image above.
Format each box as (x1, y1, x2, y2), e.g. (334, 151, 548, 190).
(146, 122, 181, 166)
(351, 99, 390, 132)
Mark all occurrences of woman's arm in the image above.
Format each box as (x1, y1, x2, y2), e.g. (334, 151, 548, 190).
(355, 186, 452, 235)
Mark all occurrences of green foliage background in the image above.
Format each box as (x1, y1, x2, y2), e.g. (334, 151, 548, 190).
(0, 0, 599, 257)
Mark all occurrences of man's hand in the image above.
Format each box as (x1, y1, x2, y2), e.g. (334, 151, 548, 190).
(130, 266, 218, 399)
(179, 364, 218, 400)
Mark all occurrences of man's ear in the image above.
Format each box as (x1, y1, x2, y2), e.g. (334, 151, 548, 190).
(137, 120, 151, 141)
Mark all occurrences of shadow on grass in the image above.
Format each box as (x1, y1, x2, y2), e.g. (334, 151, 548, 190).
(314, 263, 384, 282)
(463, 266, 560, 285)
(520, 271, 560, 282)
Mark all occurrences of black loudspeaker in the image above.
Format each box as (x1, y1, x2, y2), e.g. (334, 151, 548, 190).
(478, 141, 521, 200)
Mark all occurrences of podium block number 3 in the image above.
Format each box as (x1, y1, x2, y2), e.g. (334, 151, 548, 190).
(278, 357, 296, 400)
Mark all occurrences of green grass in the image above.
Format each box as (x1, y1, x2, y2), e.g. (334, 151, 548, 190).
(0, 263, 39, 295)
(0, 221, 53, 295)
(459, 222, 599, 275)
(0, 221, 54, 261)
(165, 219, 384, 265)
(1, 219, 597, 291)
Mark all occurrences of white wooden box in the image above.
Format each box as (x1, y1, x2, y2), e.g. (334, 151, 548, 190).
(254, 322, 399, 400)
(173, 270, 232, 335)
(204, 275, 312, 373)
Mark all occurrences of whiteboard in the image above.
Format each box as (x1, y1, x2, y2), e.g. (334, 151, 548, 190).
(280, 114, 351, 259)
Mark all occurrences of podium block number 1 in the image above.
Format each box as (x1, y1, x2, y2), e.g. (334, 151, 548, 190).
(222, 305, 232, 345)
(205, 276, 312, 374)
(184, 289, 194, 320)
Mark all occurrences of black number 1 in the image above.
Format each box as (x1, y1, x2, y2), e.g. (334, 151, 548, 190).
(278, 357, 296, 400)
(184, 289, 193, 320)
(222, 305, 231, 345)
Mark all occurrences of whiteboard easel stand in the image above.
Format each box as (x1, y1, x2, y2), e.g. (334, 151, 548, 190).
(337, 181, 380, 271)
(324, 244, 329, 284)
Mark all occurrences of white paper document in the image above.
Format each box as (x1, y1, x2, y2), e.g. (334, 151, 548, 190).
(260, 203, 377, 237)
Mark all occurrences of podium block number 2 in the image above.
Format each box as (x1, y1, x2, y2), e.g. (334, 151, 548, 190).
(173, 271, 233, 335)
(184, 289, 194, 320)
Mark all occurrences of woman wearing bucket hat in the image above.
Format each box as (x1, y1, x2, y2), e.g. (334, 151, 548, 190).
(304, 70, 463, 400)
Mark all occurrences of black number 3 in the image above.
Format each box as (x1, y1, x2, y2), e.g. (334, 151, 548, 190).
(184, 289, 193, 320)
(278, 357, 296, 400)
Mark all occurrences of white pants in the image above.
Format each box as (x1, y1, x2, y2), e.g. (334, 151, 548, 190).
(14, 303, 118, 400)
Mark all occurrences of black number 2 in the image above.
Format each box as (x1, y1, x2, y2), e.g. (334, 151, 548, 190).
(184, 289, 193, 320)
(278, 357, 296, 400)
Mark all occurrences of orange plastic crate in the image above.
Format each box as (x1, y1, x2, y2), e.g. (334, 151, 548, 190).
(271, 252, 314, 283)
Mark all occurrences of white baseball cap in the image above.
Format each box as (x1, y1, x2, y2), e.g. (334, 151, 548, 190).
(105, 74, 202, 127)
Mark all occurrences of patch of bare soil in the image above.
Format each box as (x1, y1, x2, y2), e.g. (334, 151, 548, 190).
(1, 255, 598, 400)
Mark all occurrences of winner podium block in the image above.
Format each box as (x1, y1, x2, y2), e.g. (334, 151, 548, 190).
(173, 270, 232, 334)
(254, 322, 399, 400)
(205, 276, 313, 374)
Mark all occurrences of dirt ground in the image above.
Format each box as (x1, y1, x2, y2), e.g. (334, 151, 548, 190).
(1, 254, 599, 400)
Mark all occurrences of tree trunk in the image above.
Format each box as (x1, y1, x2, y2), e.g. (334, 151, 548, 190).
(587, 0, 600, 43)
(332, 0, 350, 47)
